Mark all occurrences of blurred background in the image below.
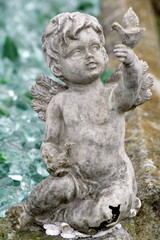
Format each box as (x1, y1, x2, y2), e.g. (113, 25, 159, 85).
(0, 0, 159, 218)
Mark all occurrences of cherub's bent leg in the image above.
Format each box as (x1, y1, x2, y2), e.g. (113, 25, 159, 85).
(7, 174, 75, 231)
(67, 184, 136, 234)
(25, 174, 75, 216)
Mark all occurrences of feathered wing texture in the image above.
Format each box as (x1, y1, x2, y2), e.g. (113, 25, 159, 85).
(130, 60, 154, 110)
(122, 7, 139, 29)
(30, 75, 68, 121)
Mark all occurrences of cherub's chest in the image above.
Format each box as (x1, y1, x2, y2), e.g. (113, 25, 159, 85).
(62, 90, 114, 126)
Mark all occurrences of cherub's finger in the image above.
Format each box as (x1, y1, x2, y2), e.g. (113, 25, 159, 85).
(113, 49, 127, 53)
(113, 47, 127, 50)
(114, 44, 127, 49)
(114, 52, 127, 57)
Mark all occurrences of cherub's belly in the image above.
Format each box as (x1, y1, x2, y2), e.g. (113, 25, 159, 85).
(69, 141, 135, 188)
(62, 117, 135, 186)
(64, 122, 127, 179)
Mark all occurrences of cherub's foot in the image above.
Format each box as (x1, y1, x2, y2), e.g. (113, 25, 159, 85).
(129, 197, 141, 218)
(6, 204, 33, 231)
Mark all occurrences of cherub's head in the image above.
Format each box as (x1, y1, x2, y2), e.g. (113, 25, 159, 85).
(42, 12, 108, 84)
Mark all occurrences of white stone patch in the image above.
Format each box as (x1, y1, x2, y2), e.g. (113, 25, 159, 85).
(44, 223, 61, 236)
(142, 159, 157, 170)
(44, 222, 122, 239)
(7, 232, 16, 239)
(129, 209, 137, 218)
(60, 223, 75, 239)
(148, 121, 160, 132)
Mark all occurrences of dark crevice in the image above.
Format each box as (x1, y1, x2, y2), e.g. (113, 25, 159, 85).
(109, 204, 120, 222)
(90, 204, 121, 232)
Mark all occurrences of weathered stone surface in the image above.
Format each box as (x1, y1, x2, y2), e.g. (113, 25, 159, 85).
(0, 218, 132, 240)
(101, 0, 160, 239)
(123, 96, 160, 240)
(0, 217, 66, 240)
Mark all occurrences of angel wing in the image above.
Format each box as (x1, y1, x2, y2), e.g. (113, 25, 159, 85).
(130, 60, 154, 109)
(122, 7, 139, 29)
(30, 75, 68, 121)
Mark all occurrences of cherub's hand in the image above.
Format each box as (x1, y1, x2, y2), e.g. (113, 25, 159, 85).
(46, 152, 70, 177)
(113, 44, 134, 66)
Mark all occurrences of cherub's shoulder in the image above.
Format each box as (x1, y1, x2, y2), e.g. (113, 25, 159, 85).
(48, 89, 70, 109)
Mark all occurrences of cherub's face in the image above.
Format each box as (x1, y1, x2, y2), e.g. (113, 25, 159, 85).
(59, 28, 108, 85)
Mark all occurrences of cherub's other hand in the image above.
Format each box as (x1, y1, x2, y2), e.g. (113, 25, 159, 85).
(48, 162, 70, 177)
(113, 44, 134, 66)
(46, 152, 70, 176)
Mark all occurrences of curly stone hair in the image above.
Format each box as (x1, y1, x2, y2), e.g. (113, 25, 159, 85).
(42, 12, 106, 80)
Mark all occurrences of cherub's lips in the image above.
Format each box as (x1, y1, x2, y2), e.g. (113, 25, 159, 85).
(86, 61, 98, 69)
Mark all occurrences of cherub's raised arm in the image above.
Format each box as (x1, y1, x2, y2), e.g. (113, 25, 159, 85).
(41, 97, 69, 175)
(113, 44, 142, 111)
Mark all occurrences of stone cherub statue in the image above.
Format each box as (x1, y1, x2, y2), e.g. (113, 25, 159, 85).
(7, 8, 154, 238)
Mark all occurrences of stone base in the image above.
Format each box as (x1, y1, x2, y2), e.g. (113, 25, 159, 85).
(43, 223, 132, 240)
(78, 225, 132, 240)
(0, 218, 132, 240)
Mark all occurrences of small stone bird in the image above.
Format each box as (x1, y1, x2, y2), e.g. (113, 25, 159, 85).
(111, 8, 145, 48)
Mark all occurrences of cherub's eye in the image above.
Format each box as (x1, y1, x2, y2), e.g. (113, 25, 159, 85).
(71, 50, 81, 57)
(91, 44, 100, 52)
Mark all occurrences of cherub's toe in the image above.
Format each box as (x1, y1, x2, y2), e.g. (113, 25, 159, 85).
(6, 205, 23, 230)
(6, 204, 33, 231)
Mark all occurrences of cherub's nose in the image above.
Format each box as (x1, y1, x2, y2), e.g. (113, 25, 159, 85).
(85, 50, 94, 59)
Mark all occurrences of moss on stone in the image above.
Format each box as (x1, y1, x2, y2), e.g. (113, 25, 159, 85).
(0, 218, 63, 240)
(124, 91, 160, 240)
(123, 200, 160, 240)
(0, 218, 133, 240)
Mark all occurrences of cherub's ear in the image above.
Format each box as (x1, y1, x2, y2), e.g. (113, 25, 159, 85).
(51, 65, 63, 79)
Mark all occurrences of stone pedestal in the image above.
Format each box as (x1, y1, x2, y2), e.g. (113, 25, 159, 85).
(0, 218, 132, 240)
(78, 225, 133, 240)
(101, 1, 160, 239)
